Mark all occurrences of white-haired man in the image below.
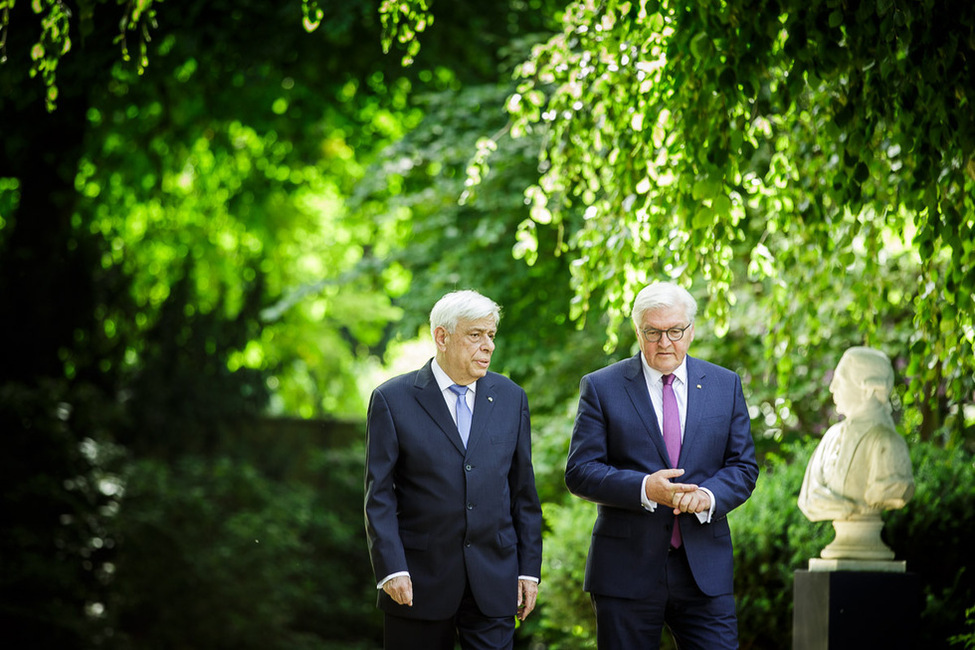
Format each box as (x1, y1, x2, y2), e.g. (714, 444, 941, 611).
(365, 290, 543, 650)
(566, 281, 758, 649)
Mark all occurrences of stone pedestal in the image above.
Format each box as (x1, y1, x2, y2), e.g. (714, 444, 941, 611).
(820, 515, 894, 560)
(793, 570, 920, 650)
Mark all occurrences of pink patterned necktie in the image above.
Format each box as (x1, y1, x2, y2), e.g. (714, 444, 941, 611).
(662, 373, 682, 548)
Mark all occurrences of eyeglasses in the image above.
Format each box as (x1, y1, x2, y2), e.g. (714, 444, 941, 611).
(641, 323, 692, 343)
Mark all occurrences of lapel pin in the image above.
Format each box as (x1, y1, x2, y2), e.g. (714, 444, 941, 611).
(487, 396, 494, 402)
(696, 384, 702, 389)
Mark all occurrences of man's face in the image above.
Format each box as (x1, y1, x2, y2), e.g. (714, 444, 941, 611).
(636, 305, 694, 374)
(435, 316, 497, 385)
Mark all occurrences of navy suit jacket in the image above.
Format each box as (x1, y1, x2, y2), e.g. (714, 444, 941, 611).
(364, 360, 543, 620)
(565, 354, 758, 598)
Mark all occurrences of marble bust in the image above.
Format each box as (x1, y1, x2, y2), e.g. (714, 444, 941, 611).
(798, 347, 915, 563)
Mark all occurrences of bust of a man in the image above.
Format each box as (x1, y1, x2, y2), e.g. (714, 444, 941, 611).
(798, 347, 915, 523)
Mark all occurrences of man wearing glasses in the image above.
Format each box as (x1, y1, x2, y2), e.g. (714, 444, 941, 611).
(565, 281, 758, 649)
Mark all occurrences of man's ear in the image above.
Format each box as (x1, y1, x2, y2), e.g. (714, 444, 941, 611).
(433, 326, 448, 351)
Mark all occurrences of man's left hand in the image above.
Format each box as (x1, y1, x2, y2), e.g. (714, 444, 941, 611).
(673, 489, 711, 515)
(517, 579, 538, 621)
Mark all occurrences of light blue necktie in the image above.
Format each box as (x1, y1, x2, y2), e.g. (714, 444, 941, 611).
(448, 384, 471, 447)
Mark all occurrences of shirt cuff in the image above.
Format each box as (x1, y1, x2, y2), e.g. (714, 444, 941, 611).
(518, 576, 539, 583)
(377, 571, 410, 589)
(641, 474, 657, 511)
(696, 486, 716, 523)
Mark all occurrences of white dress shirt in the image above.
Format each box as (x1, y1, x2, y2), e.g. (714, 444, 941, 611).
(638, 355, 715, 524)
(431, 358, 476, 418)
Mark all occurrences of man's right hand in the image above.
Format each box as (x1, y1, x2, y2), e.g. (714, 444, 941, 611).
(645, 468, 698, 509)
(383, 575, 414, 607)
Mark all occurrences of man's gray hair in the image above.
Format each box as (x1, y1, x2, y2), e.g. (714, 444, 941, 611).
(429, 290, 501, 339)
(631, 282, 698, 328)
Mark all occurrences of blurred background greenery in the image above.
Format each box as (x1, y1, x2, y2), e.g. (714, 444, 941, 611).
(2, 1, 973, 648)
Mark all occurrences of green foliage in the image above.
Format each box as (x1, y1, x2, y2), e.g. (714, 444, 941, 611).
(529, 404, 581, 506)
(495, 0, 975, 445)
(77, 101, 399, 418)
(118, 271, 272, 457)
(0, 0, 162, 110)
(107, 446, 380, 649)
(300, 0, 324, 32)
(884, 441, 975, 647)
(534, 498, 597, 649)
(379, 0, 432, 66)
(951, 606, 975, 649)
(71, 1, 424, 417)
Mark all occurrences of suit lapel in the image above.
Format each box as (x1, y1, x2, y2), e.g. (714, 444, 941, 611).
(466, 375, 496, 453)
(680, 356, 707, 464)
(622, 354, 672, 467)
(413, 361, 467, 455)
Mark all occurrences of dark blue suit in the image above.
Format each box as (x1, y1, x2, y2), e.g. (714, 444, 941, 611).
(365, 360, 543, 626)
(566, 354, 758, 646)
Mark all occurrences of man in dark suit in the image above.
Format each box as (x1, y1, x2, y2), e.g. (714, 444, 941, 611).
(565, 281, 758, 649)
(365, 290, 543, 650)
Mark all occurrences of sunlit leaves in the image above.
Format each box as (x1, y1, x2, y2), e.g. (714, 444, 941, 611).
(77, 89, 401, 417)
(116, 0, 159, 76)
(2, 0, 161, 110)
(489, 0, 975, 443)
(300, 0, 323, 32)
(460, 136, 498, 205)
(24, 0, 71, 109)
(379, 0, 433, 66)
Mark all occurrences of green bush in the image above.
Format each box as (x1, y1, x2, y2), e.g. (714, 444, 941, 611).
(951, 606, 975, 648)
(732, 440, 831, 649)
(107, 448, 381, 650)
(885, 442, 975, 648)
(0, 380, 120, 648)
(531, 497, 597, 649)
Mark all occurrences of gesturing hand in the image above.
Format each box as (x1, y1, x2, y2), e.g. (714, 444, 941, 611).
(645, 468, 698, 509)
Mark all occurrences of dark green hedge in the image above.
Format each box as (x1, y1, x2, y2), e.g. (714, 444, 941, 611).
(106, 446, 382, 650)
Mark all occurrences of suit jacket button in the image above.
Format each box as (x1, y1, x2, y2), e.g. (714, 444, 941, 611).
(465, 540, 471, 547)
(465, 464, 473, 471)
(467, 503, 474, 510)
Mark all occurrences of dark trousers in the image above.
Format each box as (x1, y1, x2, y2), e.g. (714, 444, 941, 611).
(383, 580, 515, 650)
(592, 547, 739, 650)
